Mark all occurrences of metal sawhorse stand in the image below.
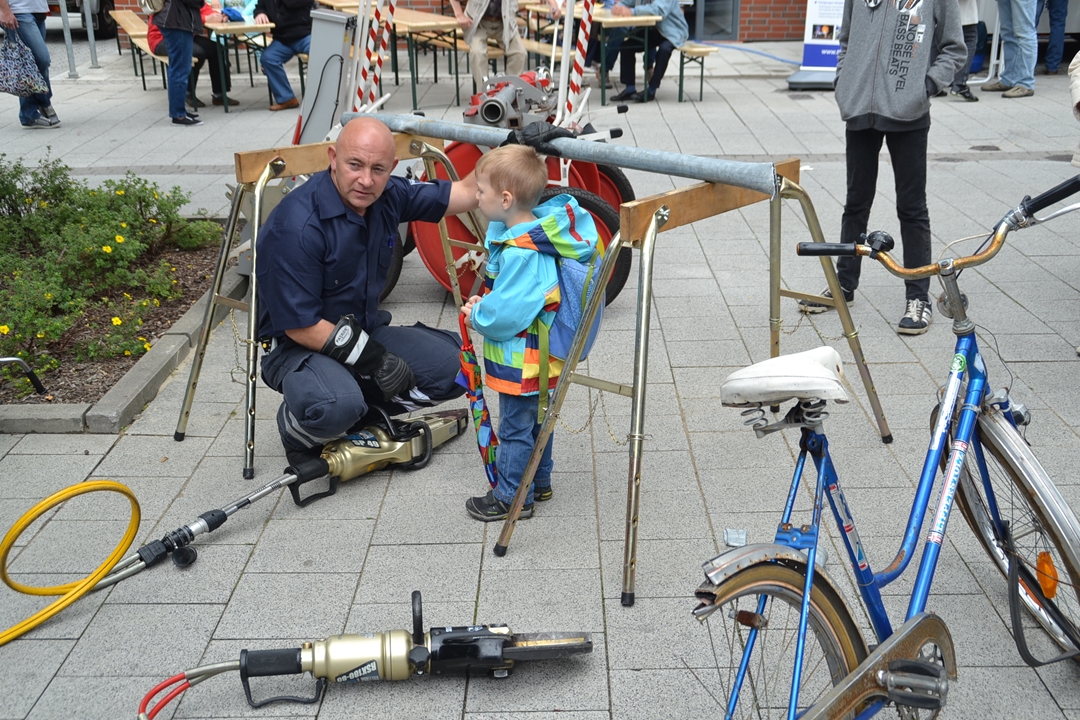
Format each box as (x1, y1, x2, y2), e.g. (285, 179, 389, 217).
(173, 136, 440, 478)
(494, 161, 893, 605)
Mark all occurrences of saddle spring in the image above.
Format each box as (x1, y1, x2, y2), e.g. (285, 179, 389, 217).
(740, 405, 768, 432)
(798, 399, 829, 425)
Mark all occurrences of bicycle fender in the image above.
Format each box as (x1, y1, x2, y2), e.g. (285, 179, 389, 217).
(696, 543, 860, 627)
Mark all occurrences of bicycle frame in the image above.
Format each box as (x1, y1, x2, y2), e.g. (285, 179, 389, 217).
(728, 262, 1011, 720)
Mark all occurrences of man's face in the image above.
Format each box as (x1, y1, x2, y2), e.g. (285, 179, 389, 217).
(328, 130, 398, 215)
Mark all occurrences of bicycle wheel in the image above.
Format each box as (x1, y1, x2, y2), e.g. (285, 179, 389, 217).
(950, 407, 1080, 655)
(697, 563, 869, 719)
(537, 186, 632, 305)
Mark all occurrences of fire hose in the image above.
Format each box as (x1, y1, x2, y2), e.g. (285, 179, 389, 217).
(0, 410, 468, 646)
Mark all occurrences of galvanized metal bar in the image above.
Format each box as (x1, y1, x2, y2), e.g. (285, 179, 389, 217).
(566, 372, 633, 398)
(779, 178, 893, 444)
(494, 231, 629, 557)
(356, 114, 778, 196)
(174, 184, 248, 443)
(620, 207, 668, 606)
(769, 192, 782, 360)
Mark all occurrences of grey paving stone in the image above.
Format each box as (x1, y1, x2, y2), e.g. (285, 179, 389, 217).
(61, 602, 223, 676)
(357, 544, 481, 605)
(104, 544, 252, 605)
(8, 434, 117, 455)
(477, 567, 603, 634)
(215, 572, 357, 639)
(608, 667, 726, 719)
(0, 454, 101, 500)
(25, 675, 181, 720)
(94, 433, 212, 478)
(600, 537, 719, 601)
(0, 638, 74, 719)
(247, 518, 374, 574)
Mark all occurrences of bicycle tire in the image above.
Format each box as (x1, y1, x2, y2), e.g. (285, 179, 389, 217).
(537, 186, 632, 306)
(697, 563, 869, 719)
(940, 405, 1080, 656)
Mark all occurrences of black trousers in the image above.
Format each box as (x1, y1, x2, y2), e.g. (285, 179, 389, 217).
(260, 318, 466, 452)
(619, 28, 674, 90)
(952, 24, 978, 90)
(836, 126, 931, 302)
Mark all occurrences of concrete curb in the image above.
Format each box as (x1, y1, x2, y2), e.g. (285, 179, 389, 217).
(0, 266, 249, 435)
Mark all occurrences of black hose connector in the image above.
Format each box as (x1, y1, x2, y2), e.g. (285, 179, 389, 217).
(199, 509, 227, 532)
(137, 539, 169, 568)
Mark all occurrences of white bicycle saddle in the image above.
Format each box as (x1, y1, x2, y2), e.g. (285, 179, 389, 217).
(721, 346, 850, 407)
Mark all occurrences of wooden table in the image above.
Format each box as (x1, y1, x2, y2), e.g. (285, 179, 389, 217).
(592, 8, 660, 105)
(204, 21, 275, 113)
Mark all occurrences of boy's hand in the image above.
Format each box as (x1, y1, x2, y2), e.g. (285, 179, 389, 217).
(461, 295, 482, 330)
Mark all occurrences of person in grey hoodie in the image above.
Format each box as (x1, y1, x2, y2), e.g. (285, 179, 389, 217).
(799, 0, 966, 335)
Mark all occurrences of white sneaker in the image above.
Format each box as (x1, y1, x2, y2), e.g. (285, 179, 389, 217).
(897, 299, 932, 335)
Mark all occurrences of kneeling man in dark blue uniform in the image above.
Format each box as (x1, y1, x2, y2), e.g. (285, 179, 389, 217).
(256, 116, 480, 463)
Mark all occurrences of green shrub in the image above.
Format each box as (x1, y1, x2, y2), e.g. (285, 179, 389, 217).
(0, 154, 222, 385)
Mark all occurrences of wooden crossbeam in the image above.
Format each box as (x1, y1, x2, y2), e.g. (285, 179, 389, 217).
(618, 158, 800, 247)
(233, 133, 444, 183)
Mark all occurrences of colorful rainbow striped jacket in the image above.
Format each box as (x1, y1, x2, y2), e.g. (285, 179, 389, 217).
(470, 194, 599, 397)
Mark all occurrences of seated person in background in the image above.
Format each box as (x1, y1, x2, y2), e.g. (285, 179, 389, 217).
(148, 3, 237, 110)
(609, 0, 688, 102)
(449, 0, 561, 91)
(253, 0, 313, 110)
(460, 145, 601, 521)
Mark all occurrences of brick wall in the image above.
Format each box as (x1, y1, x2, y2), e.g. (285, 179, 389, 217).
(738, 0, 805, 41)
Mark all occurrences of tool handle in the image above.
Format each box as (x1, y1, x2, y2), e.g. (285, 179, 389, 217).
(1022, 174, 1080, 215)
(796, 242, 860, 256)
(242, 648, 302, 677)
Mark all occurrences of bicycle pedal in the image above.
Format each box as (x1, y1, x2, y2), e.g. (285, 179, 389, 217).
(876, 659, 948, 711)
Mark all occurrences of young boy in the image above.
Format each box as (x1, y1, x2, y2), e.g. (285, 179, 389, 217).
(461, 145, 600, 522)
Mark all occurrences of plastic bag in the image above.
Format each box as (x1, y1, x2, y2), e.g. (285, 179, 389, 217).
(0, 32, 48, 98)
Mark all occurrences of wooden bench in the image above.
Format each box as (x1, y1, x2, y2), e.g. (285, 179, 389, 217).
(677, 43, 717, 102)
(520, 37, 574, 66)
(414, 31, 506, 99)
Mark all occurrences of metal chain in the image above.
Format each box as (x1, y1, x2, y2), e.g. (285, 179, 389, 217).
(228, 309, 253, 384)
(552, 389, 629, 447)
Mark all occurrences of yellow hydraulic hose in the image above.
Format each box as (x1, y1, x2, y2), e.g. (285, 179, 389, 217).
(0, 481, 140, 647)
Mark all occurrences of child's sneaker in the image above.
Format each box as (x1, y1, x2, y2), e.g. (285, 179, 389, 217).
(534, 486, 552, 502)
(466, 490, 533, 522)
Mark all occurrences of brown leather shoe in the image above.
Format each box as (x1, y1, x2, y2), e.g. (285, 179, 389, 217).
(212, 95, 239, 106)
(268, 97, 299, 111)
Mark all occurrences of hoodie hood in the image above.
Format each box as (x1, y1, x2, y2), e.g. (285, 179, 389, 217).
(487, 194, 600, 263)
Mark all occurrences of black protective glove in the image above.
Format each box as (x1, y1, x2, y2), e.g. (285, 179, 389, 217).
(503, 121, 575, 157)
(320, 315, 415, 401)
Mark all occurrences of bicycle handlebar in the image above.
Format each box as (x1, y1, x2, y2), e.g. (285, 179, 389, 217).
(795, 174, 1080, 280)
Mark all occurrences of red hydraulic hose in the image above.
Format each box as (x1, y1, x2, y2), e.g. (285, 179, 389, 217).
(147, 680, 191, 720)
(139, 673, 185, 717)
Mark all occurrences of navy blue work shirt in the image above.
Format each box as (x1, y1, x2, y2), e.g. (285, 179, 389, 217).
(256, 170, 451, 339)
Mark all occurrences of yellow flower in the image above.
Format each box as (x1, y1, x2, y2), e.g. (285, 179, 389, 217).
(152, 299, 160, 307)
(111, 317, 122, 326)
(172, 279, 178, 284)
(38, 200, 47, 208)
(115, 235, 125, 243)
(138, 336, 146, 341)
(149, 218, 158, 224)
(102, 245, 113, 254)
(143, 342, 152, 351)
(137, 319, 143, 325)
(116, 190, 125, 196)
(153, 192, 158, 199)
(36, 332, 45, 338)
(24, 197, 31, 204)
(120, 222, 127, 228)
(141, 300, 149, 307)
(44, 293, 52, 300)
(124, 350, 131, 356)
(123, 293, 132, 300)
(0, 326, 9, 335)
(170, 267, 176, 272)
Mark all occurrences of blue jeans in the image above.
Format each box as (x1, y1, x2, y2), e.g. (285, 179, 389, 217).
(998, 0, 1038, 89)
(260, 35, 310, 103)
(159, 27, 193, 119)
(494, 393, 554, 506)
(14, 13, 52, 125)
(1037, 0, 1068, 72)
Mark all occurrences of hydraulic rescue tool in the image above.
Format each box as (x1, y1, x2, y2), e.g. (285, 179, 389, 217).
(138, 591, 593, 719)
(100, 408, 469, 587)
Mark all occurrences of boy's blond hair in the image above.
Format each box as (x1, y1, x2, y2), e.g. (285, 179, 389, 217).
(474, 145, 548, 209)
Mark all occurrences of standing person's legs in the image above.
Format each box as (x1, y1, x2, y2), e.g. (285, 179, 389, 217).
(997, 0, 1019, 86)
(885, 127, 931, 303)
(503, 29, 527, 77)
(952, 24, 978, 91)
(261, 39, 298, 103)
(159, 27, 194, 119)
(835, 128, 885, 295)
(14, 13, 53, 126)
(469, 18, 497, 89)
(492, 393, 554, 506)
(1008, 0, 1038, 89)
(1045, 0, 1068, 72)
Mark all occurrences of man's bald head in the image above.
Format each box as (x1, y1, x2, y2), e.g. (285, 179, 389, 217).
(328, 117, 399, 216)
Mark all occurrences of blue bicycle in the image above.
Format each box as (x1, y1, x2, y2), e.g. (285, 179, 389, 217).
(693, 176, 1080, 719)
